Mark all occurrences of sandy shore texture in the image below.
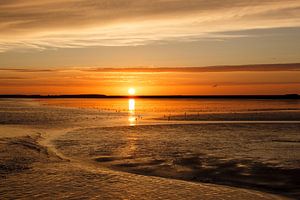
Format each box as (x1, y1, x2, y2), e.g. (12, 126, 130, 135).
(0, 99, 298, 199)
(0, 133, 288, 200)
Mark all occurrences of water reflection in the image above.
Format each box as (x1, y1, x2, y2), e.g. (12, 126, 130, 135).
(128, 99, 136, 126)
(128, 99, 135, 112)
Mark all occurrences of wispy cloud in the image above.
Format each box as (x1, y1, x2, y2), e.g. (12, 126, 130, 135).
(0, 0, 300, 52)
(1, 63, 300, 73)
(0, 68, 57, 72)
(83, 63, 300, 72)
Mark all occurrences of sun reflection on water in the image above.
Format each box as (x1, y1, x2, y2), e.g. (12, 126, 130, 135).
(128, 99, 135, 112)
(128, 99, 136, 126)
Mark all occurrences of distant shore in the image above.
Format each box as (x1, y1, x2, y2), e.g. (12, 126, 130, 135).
(0, 94, 299, 99)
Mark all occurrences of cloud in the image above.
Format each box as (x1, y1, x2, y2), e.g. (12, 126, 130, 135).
(1, 63, 300, 73)
(82, 63, 300, 72)
(0, 1, 299, 52)
(0, 68, 57, 72)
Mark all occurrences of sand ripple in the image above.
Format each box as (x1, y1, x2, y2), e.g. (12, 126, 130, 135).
(0, 135, 285, 200)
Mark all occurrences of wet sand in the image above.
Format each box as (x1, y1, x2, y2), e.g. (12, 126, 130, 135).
(54, 124, 300, 199)
(0, 133, 287, 200)
(157, 111, 300, 121)
(0, 98, 298, 199)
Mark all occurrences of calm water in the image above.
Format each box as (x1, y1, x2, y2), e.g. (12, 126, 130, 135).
(39, 98, 300, 124)
(1, 98, 300, 199)
(39, 98, 300, 113)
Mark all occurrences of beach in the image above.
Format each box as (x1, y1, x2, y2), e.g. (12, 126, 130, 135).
(0, 98, 299, 199)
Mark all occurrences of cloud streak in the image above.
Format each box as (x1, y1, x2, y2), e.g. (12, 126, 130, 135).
(84, 63, 300, 73)
(0, 0, 300, 52)
(1, 63, 300, 73)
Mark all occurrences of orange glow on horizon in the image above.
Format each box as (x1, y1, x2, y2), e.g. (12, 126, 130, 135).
(0, 69, 299, 95)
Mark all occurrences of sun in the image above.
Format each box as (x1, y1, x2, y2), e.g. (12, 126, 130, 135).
(128, 88, 136, 95)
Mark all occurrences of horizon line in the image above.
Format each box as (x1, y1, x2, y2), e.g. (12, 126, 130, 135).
(0, 94, 299, 99)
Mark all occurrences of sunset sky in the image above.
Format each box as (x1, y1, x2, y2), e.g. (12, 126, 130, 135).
(0, 0, 300, 95)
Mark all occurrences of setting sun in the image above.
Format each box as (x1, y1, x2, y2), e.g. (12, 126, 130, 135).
(128, 88, 136, 95)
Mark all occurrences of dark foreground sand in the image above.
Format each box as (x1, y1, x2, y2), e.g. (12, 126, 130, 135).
(0, 132, 287, 200)
(54, 124, 300, 199)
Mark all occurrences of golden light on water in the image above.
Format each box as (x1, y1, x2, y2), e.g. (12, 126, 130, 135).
(128, 99, 135, 112)
(128, 98, 136, 126)
(128, 116, 136, 124)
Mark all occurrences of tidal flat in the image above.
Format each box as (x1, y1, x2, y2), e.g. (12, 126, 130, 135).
(0, 98, 299, 199)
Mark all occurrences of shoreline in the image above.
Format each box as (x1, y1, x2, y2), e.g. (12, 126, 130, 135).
(0, 98, 299, 199)
(0, 126, 290, 200)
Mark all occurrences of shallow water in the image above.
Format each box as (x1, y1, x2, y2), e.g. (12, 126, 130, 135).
(38, 98, 300, 124)
(38, 98, 300, 114)
(54, 124, 300, 197)
(0, 98, 300, 199)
